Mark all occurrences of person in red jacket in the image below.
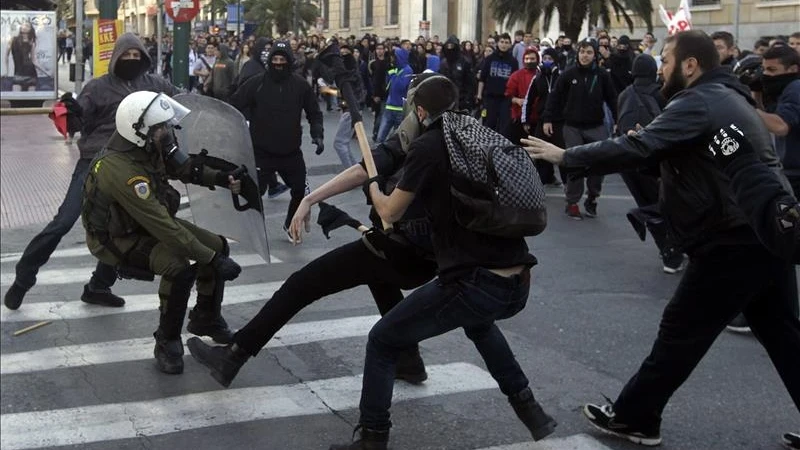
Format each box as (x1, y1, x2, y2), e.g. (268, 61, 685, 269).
(505, 48, 539, 144)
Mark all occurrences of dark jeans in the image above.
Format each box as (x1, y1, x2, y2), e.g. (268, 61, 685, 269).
(14, 158, 117, 291)
(234, 239, 437, 356)
(563, 124, 607, 204)
(255, 151, 307, 229)
(358, 267, 531, 430)
(534, 121, 566, 185)
(614, 238, 800, 430)
(483, 95, 511, 133)
(620, 171, 673, 254)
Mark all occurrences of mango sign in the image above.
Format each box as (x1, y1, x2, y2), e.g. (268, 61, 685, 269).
(92, 19, 123, 77)
(658, 0, 692, 35)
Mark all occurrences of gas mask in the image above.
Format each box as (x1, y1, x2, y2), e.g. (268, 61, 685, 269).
(149, 124, 189, 172)
(396, 74, 456, 152)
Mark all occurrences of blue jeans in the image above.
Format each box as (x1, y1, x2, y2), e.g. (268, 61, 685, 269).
(358, 267, 532, 430)
(333, 112, 358, 167)
(376, 109, 404, 143)
(14, 158, 117, 290)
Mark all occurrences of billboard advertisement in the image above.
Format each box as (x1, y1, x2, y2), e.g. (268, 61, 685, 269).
(0, 10, 57, 101)
(92, 19, 124, 77)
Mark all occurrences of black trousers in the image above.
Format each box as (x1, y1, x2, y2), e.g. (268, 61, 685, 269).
(256, 151, 307, 229)
(483, 95, 511, 133)
(534, 121, 566, 184)
(614, 235, 800, 430)
(234, 238, 437, 356)
(620, 171, 673, 254)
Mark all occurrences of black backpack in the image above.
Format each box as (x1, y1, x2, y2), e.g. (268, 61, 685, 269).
(441, 111, 547, 237)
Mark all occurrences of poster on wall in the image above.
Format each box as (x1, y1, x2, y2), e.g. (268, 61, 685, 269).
(93, 19, 123, 77)
(0, 10, 57, 101)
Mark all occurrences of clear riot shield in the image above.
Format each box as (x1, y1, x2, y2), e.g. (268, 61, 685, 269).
(174, 93, 270, 264)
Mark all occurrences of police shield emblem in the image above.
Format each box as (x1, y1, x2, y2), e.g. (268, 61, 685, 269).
(173, 94, 270, 264)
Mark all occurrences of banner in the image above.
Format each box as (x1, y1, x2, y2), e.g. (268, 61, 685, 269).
(0, 10, 57, 101)
(659, 0, 692, 35)
(92, 19, 123, 77)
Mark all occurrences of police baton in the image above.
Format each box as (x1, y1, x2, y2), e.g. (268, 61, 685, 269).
(317, 39, 392, 230)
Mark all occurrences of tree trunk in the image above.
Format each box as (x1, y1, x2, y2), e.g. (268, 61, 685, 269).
(560, 14, 585, 43)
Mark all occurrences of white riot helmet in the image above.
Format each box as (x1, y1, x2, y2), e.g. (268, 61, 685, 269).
(115, 91, 191, 147)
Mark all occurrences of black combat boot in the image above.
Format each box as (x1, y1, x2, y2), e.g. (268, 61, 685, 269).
(81, 284, 125, 307)
(395, 346, 428, 384)
(187, 306, 234, 344)
(329, 425, 390, 450)
(509, 387, 557, 441)
(4, 282, 28, 310)
(186, 337, 250, 387)
(154, 329, 184, 374)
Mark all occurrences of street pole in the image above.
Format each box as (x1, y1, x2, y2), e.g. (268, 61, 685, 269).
(172, 22, 190, 89)
(75, 0, 84, 93)
(293, 0, 299, 36)
(157, 0, 163, 76)
(237, 0, 241, 38)
(98, 0, 118, 19)
(476, 0, 482, 44)
(733, 0, 741, 46)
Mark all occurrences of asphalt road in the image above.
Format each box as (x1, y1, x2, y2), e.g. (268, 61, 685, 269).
(1, 110, 797, 450)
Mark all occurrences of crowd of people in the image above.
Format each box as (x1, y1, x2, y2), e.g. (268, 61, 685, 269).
(4, 22, 800, 450)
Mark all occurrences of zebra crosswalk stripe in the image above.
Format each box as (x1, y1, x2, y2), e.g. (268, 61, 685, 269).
(0, 363, 497, 450)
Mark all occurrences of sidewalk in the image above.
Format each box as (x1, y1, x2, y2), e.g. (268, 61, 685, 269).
(0, 114, 79, 229)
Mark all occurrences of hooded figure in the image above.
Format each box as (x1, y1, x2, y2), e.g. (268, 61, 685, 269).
(77, 32, 178, 161)
(439, 35, 475, 110)
(266, 40, 295, 82)
(616, 53, 665, 135)
(505, 47, 539, 128)
(208, 44, 236, 101)
(607, 35, 635, 94)
(236, 37, 270, 87)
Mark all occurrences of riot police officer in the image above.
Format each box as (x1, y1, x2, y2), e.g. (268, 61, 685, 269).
(82, 91, 244, 374)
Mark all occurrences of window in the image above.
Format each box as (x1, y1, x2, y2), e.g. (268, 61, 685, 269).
(364, 0, 373, 27)
(690, 0, 720, 6)
(322, 0, 329, 29)
(341, 0, 350, 28)
(386, 0, 398, 25)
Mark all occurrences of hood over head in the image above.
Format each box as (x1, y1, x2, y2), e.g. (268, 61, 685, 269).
(268, 40, 295, 67)
(632, 53, 657, 79)
(217, 43, 230, 61)
(443, 35, 460, 61)
(251, 37, 271, 68)
(394, 47, 410, 68)
(109, 32, 151, 79)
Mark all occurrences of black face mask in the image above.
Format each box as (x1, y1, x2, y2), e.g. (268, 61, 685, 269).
(269, 64, 289, 80)
(525, 62, 537, 70)
(115, 59, 141, 80)
(761, 72, 800, 98)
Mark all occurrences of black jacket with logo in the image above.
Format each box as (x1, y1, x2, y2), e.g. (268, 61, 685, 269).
(562, 67, 787, 252)
(542, 63, 617, 127)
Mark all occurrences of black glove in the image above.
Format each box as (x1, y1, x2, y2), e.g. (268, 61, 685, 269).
(214, 165, 246, 187)
(708, 123, 753, 169)
(210, 253, 242, 281)
(313, 137, 325, 155)
(362, 176, 385, 206)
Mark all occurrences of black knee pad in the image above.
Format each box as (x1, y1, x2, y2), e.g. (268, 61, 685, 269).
(167, 264, 198, 295)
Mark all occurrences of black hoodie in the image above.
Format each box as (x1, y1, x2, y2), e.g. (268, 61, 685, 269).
(439, 35, 474, 110)
(616, 54, 665, 134)
(236, 37, 270, 87)
(230, 41, 323, 157)
(76, 32, 178, 160)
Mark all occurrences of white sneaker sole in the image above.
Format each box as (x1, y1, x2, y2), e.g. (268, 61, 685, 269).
(583, 405, 662, 447)
(725, 325, 752, 334)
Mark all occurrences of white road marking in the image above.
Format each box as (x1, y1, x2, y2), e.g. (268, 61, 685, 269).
(0, 253, 278, 286)
(1, 315, 381, 374)
(0, 363, 496, 450)
(475, 434, 614, 449)
(0, 281, 282, 323)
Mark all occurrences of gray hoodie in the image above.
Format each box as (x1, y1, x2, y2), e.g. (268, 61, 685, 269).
(77, 32, 179, 159)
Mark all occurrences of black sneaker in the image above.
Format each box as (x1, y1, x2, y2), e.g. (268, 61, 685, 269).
(784, 432, 800, 449)
(4, 282, 28, 310)
(661, 250, 686, 274)
(267, 183, 290, 199)
(509, 387, 557, 441)
(187, 337, 250, 388)
(584, 200, 598, 218)
(583, 402, 662, 446)
(80, 285, 125, 307)
(726, 313, 751, 333)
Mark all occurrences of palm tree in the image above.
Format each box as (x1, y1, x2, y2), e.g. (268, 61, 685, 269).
(490, 0, 653, 42)
(244, 0, 319, 36)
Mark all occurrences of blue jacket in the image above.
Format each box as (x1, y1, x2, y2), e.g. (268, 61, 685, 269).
(385, 48, 414, 111)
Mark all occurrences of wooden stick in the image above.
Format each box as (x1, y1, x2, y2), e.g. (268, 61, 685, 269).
(13, 321, 52, 336)
(353, 121, 392, 230)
